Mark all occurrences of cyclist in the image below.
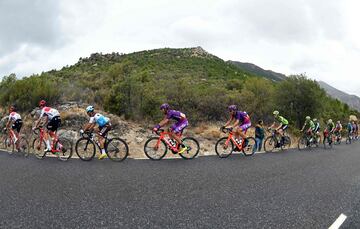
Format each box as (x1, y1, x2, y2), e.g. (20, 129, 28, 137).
(153, 103, 188, 154)
(313, 118, 321, 142)
(301, 116, 315, 140)
(222, 105, 251, 146)
(269, 110, 289, 137)
(82, 106, 111, 160)
(354, 121, 359, 139)
(33, 100, 61, 152)
(334, 121, 343, 139)
(324, 119, 335, 142)
(4, 105, 22, 151)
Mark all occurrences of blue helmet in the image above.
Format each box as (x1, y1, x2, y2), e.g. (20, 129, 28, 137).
(86, 105, 94, 113)
(160, 103, 170, 110)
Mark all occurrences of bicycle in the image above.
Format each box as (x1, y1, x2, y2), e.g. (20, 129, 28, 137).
(144, 129, 200, 160)
(298, 130, 320, 150)
(334, 131, 342, 145)
(323, 129, 334, 149)
(32, 127, 73, 161)
(264, 129, 291, 153)
(75, 130, 128, 162)
(214, 127, 256, 158)
(2, 129, 29, 157)
(345, 131, 353, 144)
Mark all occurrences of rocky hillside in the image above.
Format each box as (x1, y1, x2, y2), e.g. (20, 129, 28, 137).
(228, 61, 287, 82)
(318, 81, 360, 111)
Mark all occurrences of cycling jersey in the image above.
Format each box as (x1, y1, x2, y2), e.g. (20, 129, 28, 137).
(89, 113, 110, 127)
(326, 122, 335, 132)
(335, 124, 342, 131)
(276, 116, 289, 125)
(347, 123, 353, 132)
(314, 122, 320, 132)
(40, 107, 60, 120)
(8, 112, 21, 122)
(233, 111, 251, 124)
(304, 120, 315, 130)
(166, 110, 187, 122)
(166, 110, 188, 134)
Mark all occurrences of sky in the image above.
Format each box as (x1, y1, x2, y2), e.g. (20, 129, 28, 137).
(0, 0, 360, 96)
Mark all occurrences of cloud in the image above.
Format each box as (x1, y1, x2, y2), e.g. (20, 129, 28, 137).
(0, 0, 359, 96)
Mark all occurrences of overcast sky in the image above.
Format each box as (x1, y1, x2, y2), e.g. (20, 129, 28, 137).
(1, 0, 359, 95)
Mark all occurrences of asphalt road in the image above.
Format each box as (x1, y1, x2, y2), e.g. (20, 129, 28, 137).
(1, 143, 360, 229)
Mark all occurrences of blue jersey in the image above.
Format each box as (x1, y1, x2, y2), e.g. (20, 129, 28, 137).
(89, 113, 109, 127)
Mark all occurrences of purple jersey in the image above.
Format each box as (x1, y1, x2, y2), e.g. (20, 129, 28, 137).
(233, 111, 250, 124)
(166, 110, 187, 122)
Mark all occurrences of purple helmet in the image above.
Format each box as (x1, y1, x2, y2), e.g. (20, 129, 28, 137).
(160, 103, 170, 110)
(228, 105, 237, 111)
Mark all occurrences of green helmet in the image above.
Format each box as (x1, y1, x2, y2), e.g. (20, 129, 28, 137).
(273, 110, 279, 116)
(306, 116, 311, 121)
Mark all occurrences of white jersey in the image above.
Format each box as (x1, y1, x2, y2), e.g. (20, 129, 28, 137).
(89, 113, 109, 127)
(40, 107, 60, 120)
(9, 112, 21, 122)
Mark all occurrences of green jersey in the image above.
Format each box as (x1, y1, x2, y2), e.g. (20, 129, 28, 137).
(305, 120, 315, 129)
(276, 116, 288, 125)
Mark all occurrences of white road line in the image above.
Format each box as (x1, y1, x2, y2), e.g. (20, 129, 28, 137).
(329, 214, 347, 229)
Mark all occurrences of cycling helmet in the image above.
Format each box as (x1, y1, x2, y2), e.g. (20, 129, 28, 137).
(160, 103, 170, 110)
(306, 116, 311, 121)
(313, 118, 317, 122)
(328, 119, 333, 124)
(228, 105, 237, 111)
(86, 105, 94, 113)
(337, 121, 341, 124)
(273, 110, 279, 116)
(39, 100, 46, 107)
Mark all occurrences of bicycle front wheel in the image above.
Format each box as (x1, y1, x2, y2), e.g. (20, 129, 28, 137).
(179, 137, 200, 160)
(144, 137, 167, 160)
(106, 138, 129, 162)
(32, 138, 47, 159)
(75, 138, 96, 161)
(215, 137, 233, 158)
(56, 138, 73, 161)
(264, 136, 276, 153)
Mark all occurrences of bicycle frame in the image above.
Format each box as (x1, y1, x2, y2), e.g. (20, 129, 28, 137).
(36, 127, 61, 154)
(82, 132, 109, 151)
(224, 131, 244, 150)
(155, 130, 182, 152)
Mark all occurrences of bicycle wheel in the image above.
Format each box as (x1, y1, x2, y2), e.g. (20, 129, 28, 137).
(5, 137, 15, 155)
(106, 138, 129, 162)
(323, 136, 333, 149)
(215, 137, 234, 158)
(179, 137, 200, 160)
(18, 138, 30, 157)
(346, 135, 352, 144)
(75, 138, 96, 161)
(56, 138, 73, 161)
(264, 136, 276, 153)
(242, 137, 256, 156)
(298, 136, 308, 151)
(144, 137, 167, 160)
(32, 138, 47, 159)
(281, 136, 292, 151)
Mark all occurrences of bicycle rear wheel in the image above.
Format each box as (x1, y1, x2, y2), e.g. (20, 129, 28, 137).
(215, 137, 234, 158)
(179, 137, 200, 160)
(242, 137, 256, 156)
(106, 138, 129, 162)
(144, 137, 167, 160)
(56, 138, 73, 161)
(75, 138, 96, 161)
(32, 138, 47, 159)
(281, 136, 292, 151)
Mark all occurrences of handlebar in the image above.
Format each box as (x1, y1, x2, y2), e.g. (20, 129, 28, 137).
(220, 127, 233, 133)
(153, 129, 165, 136)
